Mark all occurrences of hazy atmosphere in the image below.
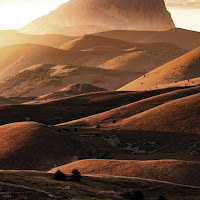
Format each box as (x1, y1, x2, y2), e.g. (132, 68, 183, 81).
(0, 0, 199, 31)
(0, 0, 199, 199)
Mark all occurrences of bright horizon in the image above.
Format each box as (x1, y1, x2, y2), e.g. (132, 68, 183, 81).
(0, 0, 199, 32)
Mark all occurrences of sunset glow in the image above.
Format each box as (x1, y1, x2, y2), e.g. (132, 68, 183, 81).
(0, 0, 199, 32)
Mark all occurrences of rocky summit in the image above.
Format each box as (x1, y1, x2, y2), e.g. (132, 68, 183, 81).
(20, 0, 175, 35)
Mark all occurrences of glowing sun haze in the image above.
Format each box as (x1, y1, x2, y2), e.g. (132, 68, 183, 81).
(0, 0, 199, 32)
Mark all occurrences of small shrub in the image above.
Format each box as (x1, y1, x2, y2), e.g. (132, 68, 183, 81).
(157, 195, 167, 200)
(70, 169, 82, 182)
(113, 120, 117, 123)
(96, 124, 100, 128)
(53, 170, 66, 181)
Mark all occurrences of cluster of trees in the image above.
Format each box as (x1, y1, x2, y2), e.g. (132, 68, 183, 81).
(54, 169, 82, 182)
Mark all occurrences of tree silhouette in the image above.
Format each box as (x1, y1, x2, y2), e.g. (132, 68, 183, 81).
(53, 170, 66, 181)
(70, 169, 82, 181)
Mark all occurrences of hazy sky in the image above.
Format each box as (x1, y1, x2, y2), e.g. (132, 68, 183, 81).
(0, 0, 199, 31)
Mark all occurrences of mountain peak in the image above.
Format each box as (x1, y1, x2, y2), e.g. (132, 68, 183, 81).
(20, 0, 175, 35)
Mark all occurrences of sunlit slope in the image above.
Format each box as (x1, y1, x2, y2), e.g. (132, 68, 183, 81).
(49, 159, 200, 186)
(98, 42, 186, 72)
(0, 91, 153, 125)
(0, 44, 72, 80)
(60, 35, 186, 72)
(60, 86, 200, 134)
(0, 122, 92, 170)
(60, 35, 134, 51)
(0, 30, 76, 48)
(95, 28, 200, 51)
(119, 48, 200, 91)
(59, 86, 200, 135)
(0, 37, 185, 82)
(149, 77, 200, 90)
(0, 64, 141, 97)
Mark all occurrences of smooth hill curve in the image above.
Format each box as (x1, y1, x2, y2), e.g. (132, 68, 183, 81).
(60, 86, 200, 135)
(0, 91, 153, 125)
(0, 122, 92, 170)
(0, 44, 72, 80)
(119, 47, 200, 91)
(95, 28, 200, 51)
(0, 64, 140, 97)
(0, 29, 76, 48)
(48, 159, 200, 186)
(60, 35, 185, 73)
(60, 35, 134, 51)
(115, 92, 200, 134)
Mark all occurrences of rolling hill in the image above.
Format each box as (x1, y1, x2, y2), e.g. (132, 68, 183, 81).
(49, 159, 200, 186)
(0, 29, 76, 48)
(95, 28, 200, 51)
(1, 170, 199, 200)
(60, 35, 134, 51)
(60, 35, 186, 72)
(0, 87, 199, 162)
(0, 122, 93, 170)
(0, 89, 187, 125)
(0, 36, 185, 82)
(119, 47, 200, 91)
(0, 64, 141, 97)
(59, 86, 200, 135)
(0, 44, 72, 80)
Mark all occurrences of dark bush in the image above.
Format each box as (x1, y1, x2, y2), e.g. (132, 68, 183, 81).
(113, 120, 117, 123)
(96, 124, 100, 128)
(70, 169, 82, 182)
(53, 170, 66, 181)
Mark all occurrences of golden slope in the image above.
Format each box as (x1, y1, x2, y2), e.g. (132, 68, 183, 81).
(60, 35, 185, 72)
(0, 44, 71, 79)
(0, 64, 141, 97)
(48, 159, 200, 186)
(60, 86, 200, 135)
(0, 122, 92, 170)
(0, 29, 76, 48)
(119, 48, 200, 91)
(95, 28, 200, 51)
(60, 35, 134, 51)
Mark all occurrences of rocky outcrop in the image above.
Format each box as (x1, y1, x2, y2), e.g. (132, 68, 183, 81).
(38, 83, 107, 100)
(20, 0, 175, 35)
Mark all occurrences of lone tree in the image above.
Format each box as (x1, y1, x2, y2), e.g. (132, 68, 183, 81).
(96, 124, 100, 128)
(53, 170, 66, 181)
(157, 195, 167, 200)
(70, 169, 82, 182)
